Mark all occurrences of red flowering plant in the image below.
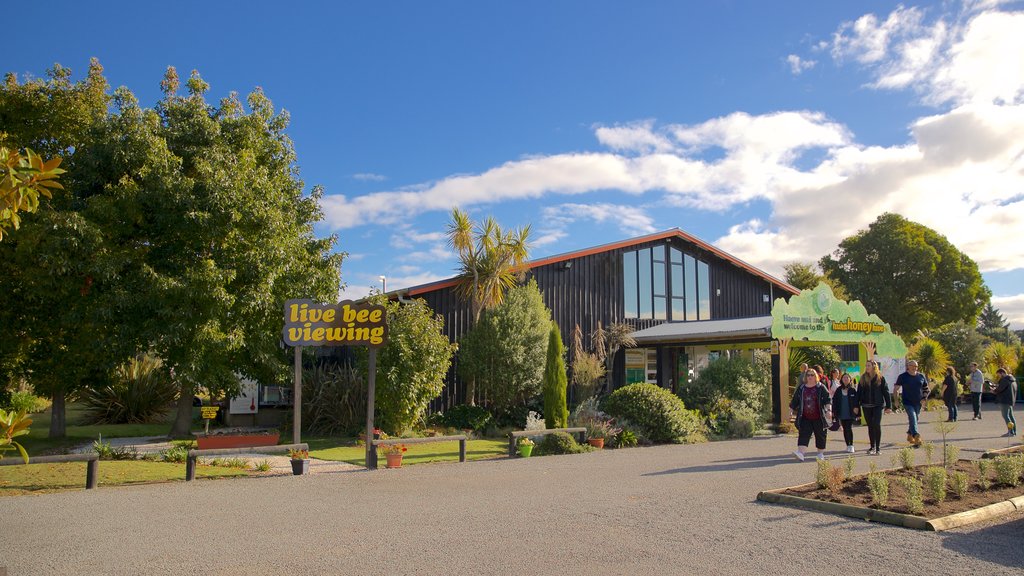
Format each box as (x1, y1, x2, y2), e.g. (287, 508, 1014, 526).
(288, 448, 309, 460)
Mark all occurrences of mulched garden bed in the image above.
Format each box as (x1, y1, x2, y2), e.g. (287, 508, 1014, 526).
(781, 459, 1023, 518)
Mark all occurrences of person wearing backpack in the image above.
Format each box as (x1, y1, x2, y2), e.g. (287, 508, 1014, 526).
(968, 362, 985, 420)
(789, 369, 833, 461)
(941, 366, 960, 422)
(857, 360, 892, 455)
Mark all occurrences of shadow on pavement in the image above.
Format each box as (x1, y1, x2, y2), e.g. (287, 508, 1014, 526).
(939, 514, 1024, 568)
(643, 454, 795, 476)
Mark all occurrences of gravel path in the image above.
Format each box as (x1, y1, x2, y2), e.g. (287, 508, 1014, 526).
(3, 404, 1022, 575)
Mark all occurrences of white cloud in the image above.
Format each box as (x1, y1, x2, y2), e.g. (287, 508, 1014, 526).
(828, 3, 1024, 106)
(541, 203, 657, 238)
(353, 172, 387, 182)
(786, 54, 817, 74)
(992, 294, 1024, 330)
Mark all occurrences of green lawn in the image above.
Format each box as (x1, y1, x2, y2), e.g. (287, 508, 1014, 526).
(0, 460, 250, 496)
(19, 403, 190, 456)
(307, 437, 507, 466)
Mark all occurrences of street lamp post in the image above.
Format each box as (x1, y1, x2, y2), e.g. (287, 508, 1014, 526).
(379, 275, 387, 294)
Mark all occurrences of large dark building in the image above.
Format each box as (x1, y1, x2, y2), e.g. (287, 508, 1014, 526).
(398, 228, 799, 410)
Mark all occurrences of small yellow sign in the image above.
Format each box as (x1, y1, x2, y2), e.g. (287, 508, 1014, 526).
(201, 406, 219, 420)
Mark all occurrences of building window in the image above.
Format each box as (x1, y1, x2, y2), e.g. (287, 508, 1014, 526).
(624, 245, 712, 321)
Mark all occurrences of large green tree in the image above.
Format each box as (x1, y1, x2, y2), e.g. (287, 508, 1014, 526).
(1, 62, 342, 437)
(458, 279, 550, 415)
(782, 261, 849, 300)
(820, 213, 989, 337)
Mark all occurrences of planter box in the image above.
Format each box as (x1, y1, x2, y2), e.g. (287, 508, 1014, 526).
(196, 431, 280, 450)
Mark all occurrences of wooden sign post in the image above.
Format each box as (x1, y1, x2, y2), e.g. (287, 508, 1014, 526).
(283, 299, 388, 468)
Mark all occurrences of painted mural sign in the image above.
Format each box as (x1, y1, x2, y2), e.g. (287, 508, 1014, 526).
(283, 299, 388, 347)
(770, 283, 907, 358)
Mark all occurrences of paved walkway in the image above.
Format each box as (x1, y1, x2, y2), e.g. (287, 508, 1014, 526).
(3, 404, 1022, 575)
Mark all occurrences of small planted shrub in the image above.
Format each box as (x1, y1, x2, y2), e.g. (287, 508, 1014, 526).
(924, 467, 947, 503)
(92, 436, 138, 461)
(161, 444, 190, 463)
(943, 444, 960, 469)
(726, 406, 757, 439)
(440, 405, 492, 432)
(825, 465, 845, 497)
(603, 383, 706, 443)
(843, 457, 855, 481)
(951, 471, 969, 499)
(976, 459, 992, 490)
(254, 460, 272, 472)
(867, 472, 889, 508)
(896, 447, 915, 470)
(993, 456, 1023, 488)
(82, 354, 177, 424)
(901, 477, 925, 515)
(536, 431, 590, 455)
(614, 429, 639, 448)
(922, 442, 935, 466)
(815, 459, 831, 489)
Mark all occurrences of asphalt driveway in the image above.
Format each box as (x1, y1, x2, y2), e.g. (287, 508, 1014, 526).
(2, 403, 1022, 575)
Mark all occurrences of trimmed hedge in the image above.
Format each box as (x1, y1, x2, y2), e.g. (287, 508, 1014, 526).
(603, 383, 706, 443)
(536, 431, 591, 455)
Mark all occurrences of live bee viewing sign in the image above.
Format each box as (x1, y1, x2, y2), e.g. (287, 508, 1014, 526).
(283, 298, 389, 468)
(283, 299, 388, 347)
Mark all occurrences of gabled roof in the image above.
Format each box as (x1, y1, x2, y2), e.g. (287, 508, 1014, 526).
(404, 228, 799, 297)
(630, 316, 773, 344)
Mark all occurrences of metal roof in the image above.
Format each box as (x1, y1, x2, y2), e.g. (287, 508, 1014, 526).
(630, 316, 773, 344)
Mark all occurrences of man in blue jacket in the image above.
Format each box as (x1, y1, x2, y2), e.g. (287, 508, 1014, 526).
(992, 367, 1018, 437)
(893, 360, 928, 446)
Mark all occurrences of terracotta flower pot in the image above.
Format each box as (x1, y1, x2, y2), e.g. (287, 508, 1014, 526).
(385, 453, 403, 468)
(588, 437, 605, 449)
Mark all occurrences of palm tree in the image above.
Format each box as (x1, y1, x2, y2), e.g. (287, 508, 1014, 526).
(591, 321, 637, 393)
(446, 208, 531, 403)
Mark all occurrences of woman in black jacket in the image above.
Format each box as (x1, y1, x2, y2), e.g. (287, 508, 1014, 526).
(789, 369, 832, 461)
(857, 360, 891, 455)
(941, 366, 959, 422)
(832, 373, 860, 453)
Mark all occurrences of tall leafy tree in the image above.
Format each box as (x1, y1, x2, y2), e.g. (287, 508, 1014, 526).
(0, 60, 119, 436)
(820, 213, 989, 337)
(458, 279, 550, 415)
(446, 207, 530, 403)
(783, 262, 849, 300)
(977, 303, 1019, 345)
(1, 63, 342, 437)
(542, 321, 568, 429)
(359, 295, 457, 435)
(928, 321, 990, 378)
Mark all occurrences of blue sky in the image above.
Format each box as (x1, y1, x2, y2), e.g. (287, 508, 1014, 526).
(6, 1, 1024, 326)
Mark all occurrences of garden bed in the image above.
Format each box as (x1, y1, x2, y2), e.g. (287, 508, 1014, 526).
(195, 428, 279, 450)
(758, 458, 1024, 531)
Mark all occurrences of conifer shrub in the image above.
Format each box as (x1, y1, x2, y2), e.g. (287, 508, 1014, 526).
(603, 383, 706, 443)
(542, 322, 568, 429)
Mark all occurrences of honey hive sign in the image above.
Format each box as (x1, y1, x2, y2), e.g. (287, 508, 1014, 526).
(770, 283, 906, 358)
(283, 299, 388, 347)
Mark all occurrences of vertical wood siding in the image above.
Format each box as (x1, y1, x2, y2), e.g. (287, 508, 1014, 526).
(421, 236, 785, 411)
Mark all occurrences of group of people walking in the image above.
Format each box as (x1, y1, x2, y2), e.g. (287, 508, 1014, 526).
(789, 359, 1018, 462)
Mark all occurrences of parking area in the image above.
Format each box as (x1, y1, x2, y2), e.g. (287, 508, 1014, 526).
(3, 404, 1022, 575)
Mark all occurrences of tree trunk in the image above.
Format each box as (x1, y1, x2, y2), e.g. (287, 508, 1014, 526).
(169, 380, 194, 439)
(48, 388, 66, 438)
(465, 377, 476, 407)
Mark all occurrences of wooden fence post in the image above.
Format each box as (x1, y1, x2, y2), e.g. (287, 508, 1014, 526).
(459, 438, 466, 462)
(185, 456, 196, 481)
(86, 458, 98, 489)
